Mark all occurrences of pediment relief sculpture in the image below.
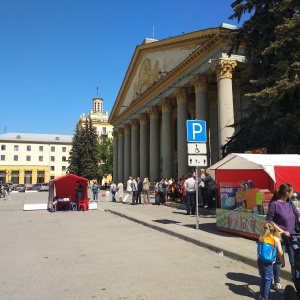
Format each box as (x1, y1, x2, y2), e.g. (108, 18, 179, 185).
(133, 58, 161, 100)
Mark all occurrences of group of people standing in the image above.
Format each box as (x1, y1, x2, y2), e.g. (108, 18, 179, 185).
(125, 176, 150, 205)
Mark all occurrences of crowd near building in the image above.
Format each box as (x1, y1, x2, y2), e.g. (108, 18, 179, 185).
(109, 24, 247, 183)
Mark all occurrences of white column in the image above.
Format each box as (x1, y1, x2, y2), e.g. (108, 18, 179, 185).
(123, 124, 131, 179)
(138, 113, 149, 180)
(117, 128, 124, 183)
(174, 88, 189, 178)
(214, 59, 237, 159)
(148, 106, 160, 182)
(130, 119, 140, 178)
(161, 98, 173, 179)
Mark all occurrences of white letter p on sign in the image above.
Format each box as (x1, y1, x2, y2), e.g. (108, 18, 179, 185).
(192, 123, 202, 139)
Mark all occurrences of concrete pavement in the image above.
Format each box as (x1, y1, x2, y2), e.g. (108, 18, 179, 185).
(102, 193, 292, 283)
(2, 189, 293, 283)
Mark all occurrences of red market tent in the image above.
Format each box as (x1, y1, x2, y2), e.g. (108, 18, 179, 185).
(48, 174, 89, 212)
(208, 153, 300, 198)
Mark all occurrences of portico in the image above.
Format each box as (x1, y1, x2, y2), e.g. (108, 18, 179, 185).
(109, 25, 246, 183)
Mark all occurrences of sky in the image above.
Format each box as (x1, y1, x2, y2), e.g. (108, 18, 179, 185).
(0, 0, 249, 135)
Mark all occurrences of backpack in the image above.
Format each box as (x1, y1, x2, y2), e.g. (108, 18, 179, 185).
(257, 236, 277, 263)
(158, 183, 164, 193)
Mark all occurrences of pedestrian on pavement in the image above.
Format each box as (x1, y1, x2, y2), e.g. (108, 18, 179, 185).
(131, 177, 138, 204)
(75, 181, 83, 210)
(92, 181, 99, 202)
(105, 189, 110, 202)
(136, 177, 143, 204)
(266, 183, 300, 293)
(181, 175, 186, 204)
(184, 173, 196, 215)
(201, 169, 218, 209)
(198, 169, 206, 207)
(110, 181, 117, 202)
(117, 182, 124, 202)
(158, 179, 166, 205)
(257, 221, 283, 300)
(143, 177, 150, 204)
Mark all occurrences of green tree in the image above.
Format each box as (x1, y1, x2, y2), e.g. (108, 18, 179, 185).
(98, 136, 113, 178)
(226, 0, 300, 154)
(68, 118, 100, 180)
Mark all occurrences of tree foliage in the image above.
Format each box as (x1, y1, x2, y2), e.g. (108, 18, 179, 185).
(226, 0, 300, 154)
(68, 118, 100, 180)
(98, 136, 113, 178)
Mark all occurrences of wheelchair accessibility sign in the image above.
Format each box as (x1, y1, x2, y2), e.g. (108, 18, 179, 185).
(186, 120, 206, 142)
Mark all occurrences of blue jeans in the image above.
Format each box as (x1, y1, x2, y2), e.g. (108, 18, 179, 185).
(273, 236, 298, 283)
(186, 192, 196, 214)
(112, 191, 116, 202)
(93, 192, 98, 201)
(258, 259, 273, 300)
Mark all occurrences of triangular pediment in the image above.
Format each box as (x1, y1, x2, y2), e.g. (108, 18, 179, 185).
(110, 27, 232, 126)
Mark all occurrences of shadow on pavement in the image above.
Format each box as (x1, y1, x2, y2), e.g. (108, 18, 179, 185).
(153, 219, 181, 225)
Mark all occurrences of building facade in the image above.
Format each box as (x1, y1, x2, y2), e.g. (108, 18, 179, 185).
(109, 25, 247, 183)
(0, 133, 73, 184)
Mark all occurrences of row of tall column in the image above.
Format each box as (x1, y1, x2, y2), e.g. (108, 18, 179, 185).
(112, 60, 237, 183)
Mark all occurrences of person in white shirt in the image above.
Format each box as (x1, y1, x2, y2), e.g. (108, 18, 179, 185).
(184, 173, 196, 215)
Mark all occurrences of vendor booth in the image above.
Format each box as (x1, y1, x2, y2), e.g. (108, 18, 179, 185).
(48, 174, 89, 212)
(210, 153, 300, 239)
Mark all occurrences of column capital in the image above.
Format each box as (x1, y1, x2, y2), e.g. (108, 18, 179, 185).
(173, 88, 188, 104)
(138, 113, 149, 126)
(190, 75, 208, 93)
(213, 59, 237, 80)
(161, 98, 173, 113)
(112, 131, 118, 138)
(130, 119, 139, 130)
(124, 124, 131, 134)
(147, 106, 160, 119)
(118, 128, 124, 137)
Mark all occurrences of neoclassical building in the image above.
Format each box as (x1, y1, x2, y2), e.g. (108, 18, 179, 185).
(109, 24, 246, 183)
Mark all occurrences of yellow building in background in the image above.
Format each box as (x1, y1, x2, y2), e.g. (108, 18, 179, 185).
(0, 133, 72, 184)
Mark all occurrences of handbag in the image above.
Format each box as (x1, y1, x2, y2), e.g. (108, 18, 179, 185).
(290, 200, 300, 233)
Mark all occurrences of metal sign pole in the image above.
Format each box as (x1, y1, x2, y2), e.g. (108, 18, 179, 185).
(196, 167, 199, 229)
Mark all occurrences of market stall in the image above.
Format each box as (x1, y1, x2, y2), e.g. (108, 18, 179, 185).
(48, 174, 89, 212)
(209, 153, 300, 239)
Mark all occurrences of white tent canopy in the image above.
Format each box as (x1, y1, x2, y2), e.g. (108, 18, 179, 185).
(208, 153, 300, 182)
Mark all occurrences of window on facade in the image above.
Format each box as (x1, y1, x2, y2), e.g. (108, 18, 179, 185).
(39, 156, 43, 162)
(1, 145, 6, 151)
(26, 156, 31, 161)
(27, 145, 31, 151)
(102, 127, 107, 134)
(39, 146, 43, 152)
(14, 145, 19, 151)
(51, 146, 55, 152)
(62, 166, 66, 171)
(50, 166, 55, 171)
(51, 156, 55, 162)
(62, 147, 66, 152)
(24, 171, 32, 184)
(62, 156, 66, 162)
(12, 171, 19, 185)
(1, 155, 5, 161)
(14, 155, 18, 161)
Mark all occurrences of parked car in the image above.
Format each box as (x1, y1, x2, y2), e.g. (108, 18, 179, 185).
(25, 184, 33, 190)
(31, 183, 49, 192)
(14, 184, 26, 192)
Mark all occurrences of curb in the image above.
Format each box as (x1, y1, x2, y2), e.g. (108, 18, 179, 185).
(106, 208, 292, 282)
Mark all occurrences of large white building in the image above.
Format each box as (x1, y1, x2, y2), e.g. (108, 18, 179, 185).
(0, 133, 73, 184)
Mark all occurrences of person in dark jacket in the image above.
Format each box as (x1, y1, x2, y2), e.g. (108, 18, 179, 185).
(201, 170, 218, 209)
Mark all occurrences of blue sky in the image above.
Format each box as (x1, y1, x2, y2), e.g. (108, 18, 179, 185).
(0, 0, 248, 135)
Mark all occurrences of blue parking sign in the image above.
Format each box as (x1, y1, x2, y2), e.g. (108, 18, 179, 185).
(186, 120, 206, 142)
